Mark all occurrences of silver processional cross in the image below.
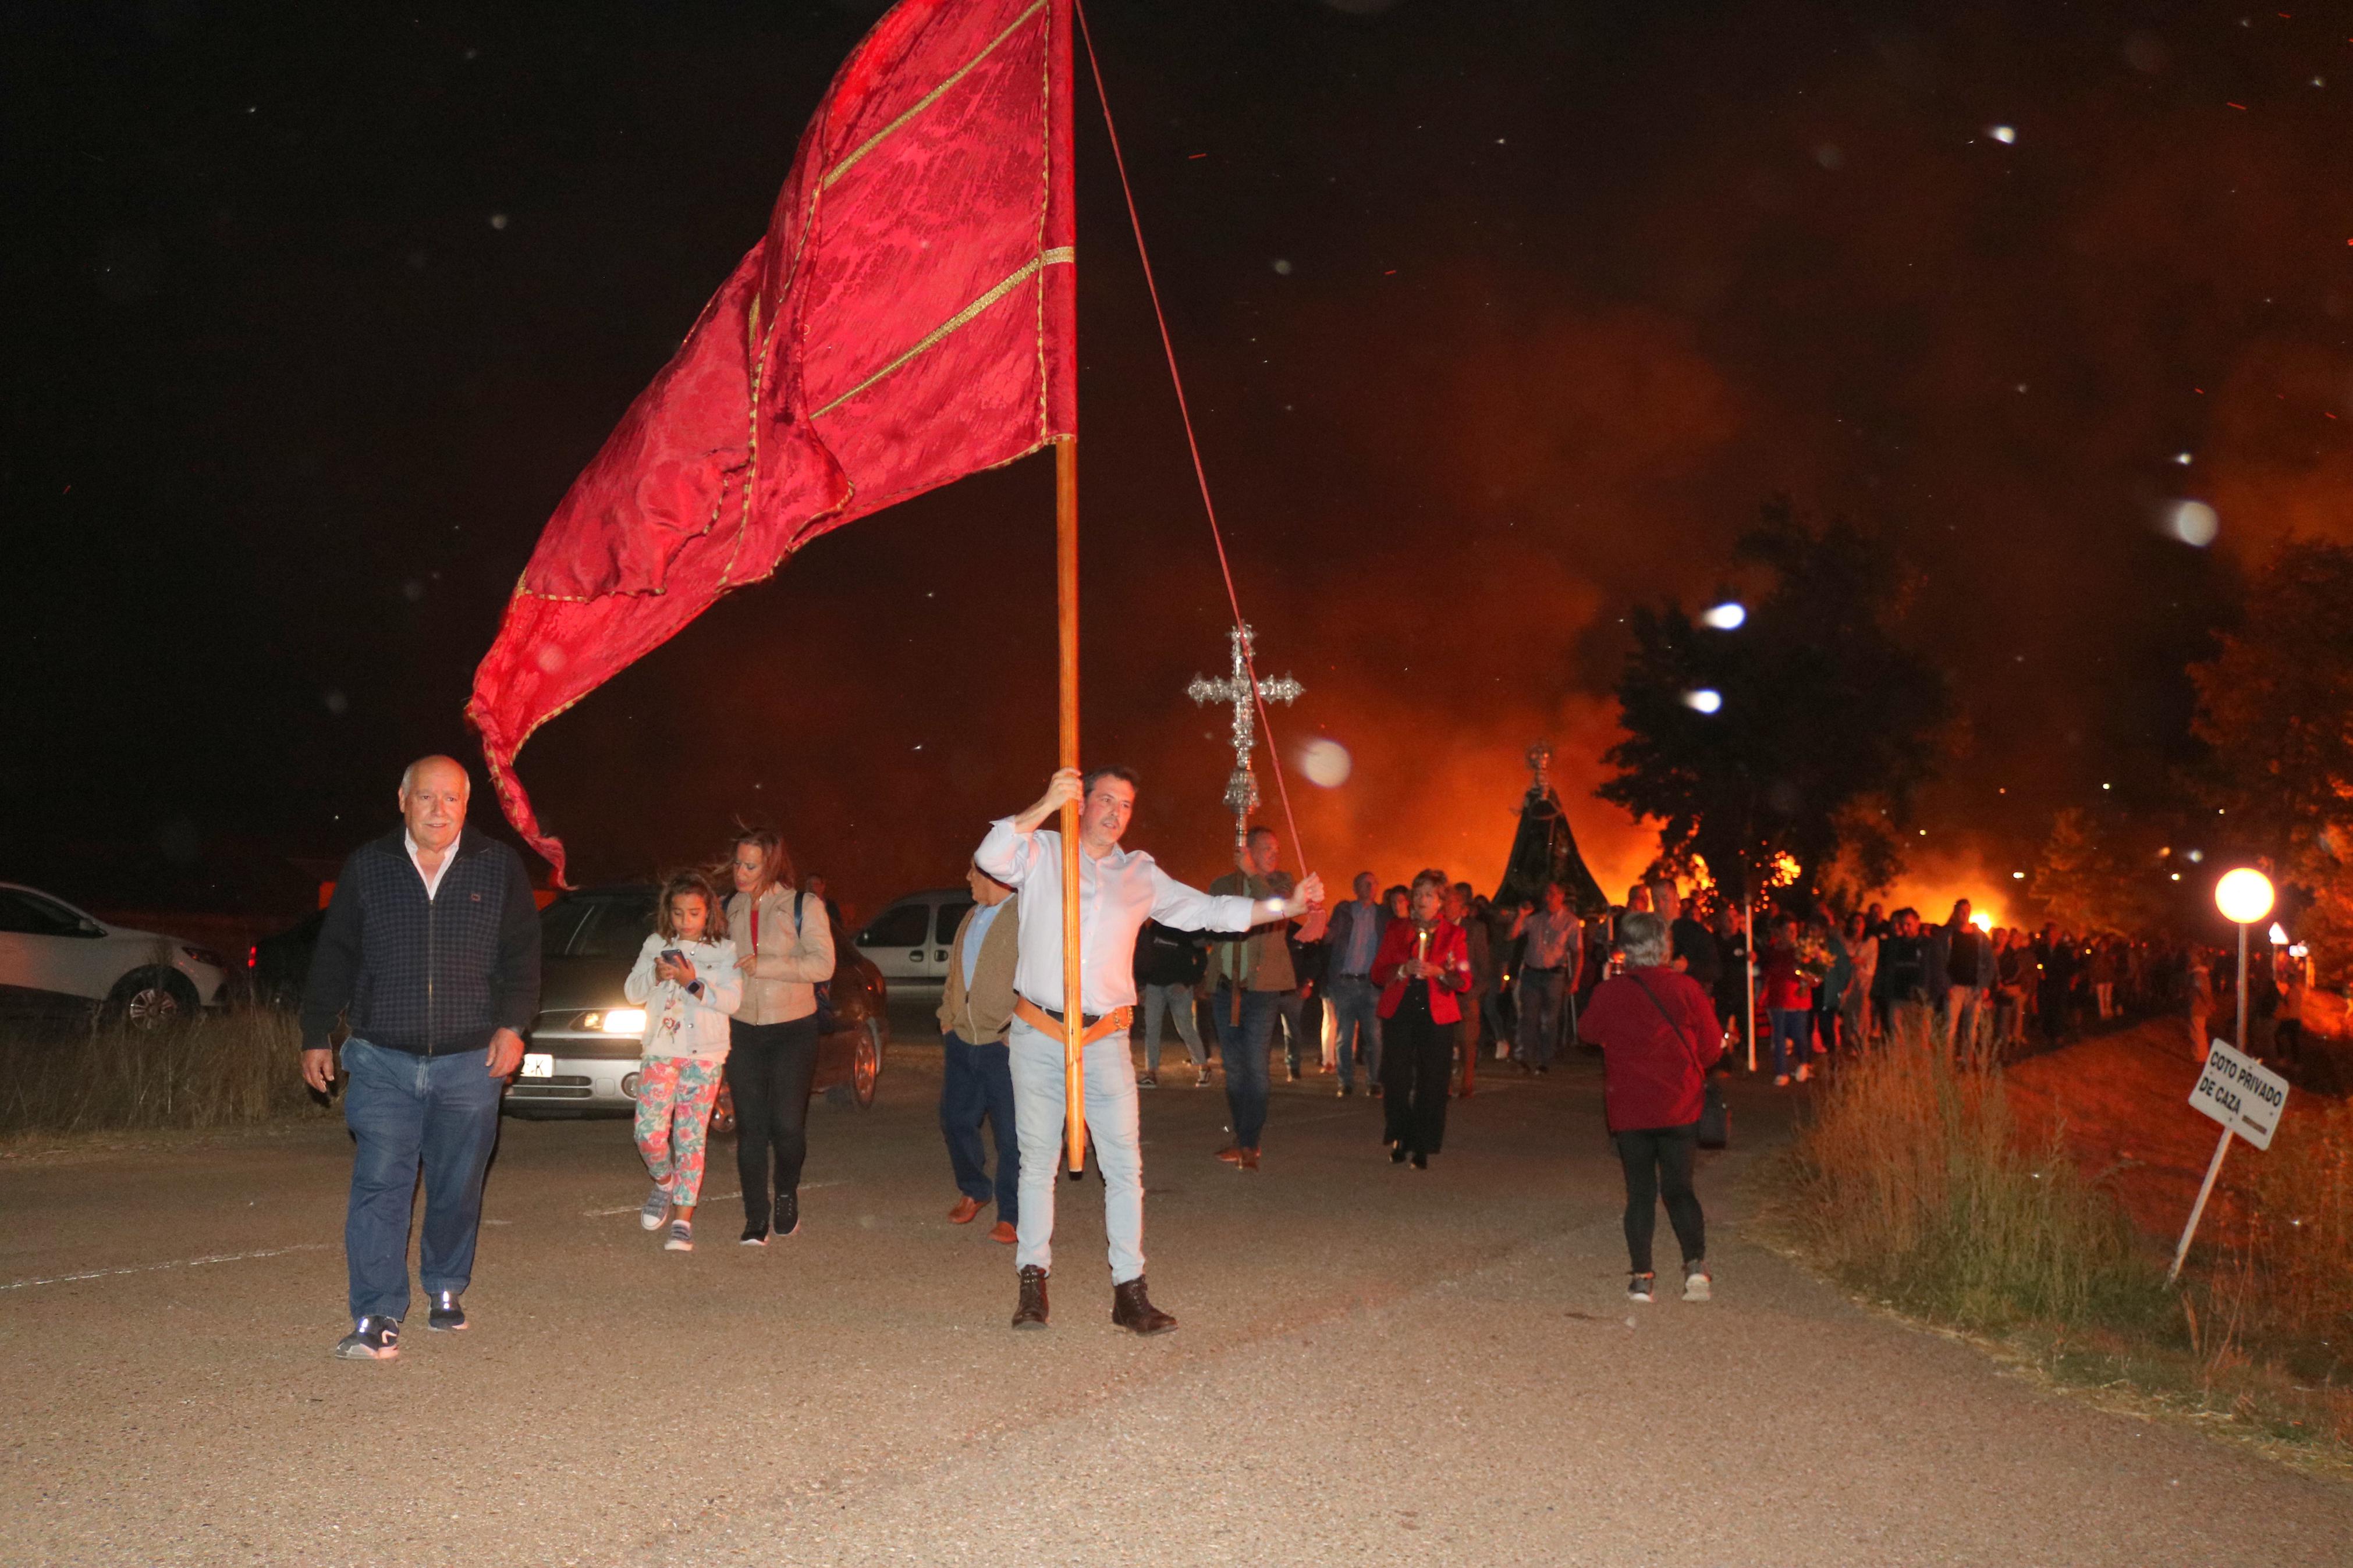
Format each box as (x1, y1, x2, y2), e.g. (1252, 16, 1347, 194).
(1187, 624, 1303, 848)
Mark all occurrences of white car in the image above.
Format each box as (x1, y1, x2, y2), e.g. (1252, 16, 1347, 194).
(0, 882, 230, 1026)
(852, 887, 975, 996)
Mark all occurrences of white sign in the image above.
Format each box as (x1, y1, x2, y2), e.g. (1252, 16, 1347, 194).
(2189, 1040, 2290, 1151)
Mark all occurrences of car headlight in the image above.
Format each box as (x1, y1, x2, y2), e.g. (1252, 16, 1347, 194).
(580, 1008, 646, 1034)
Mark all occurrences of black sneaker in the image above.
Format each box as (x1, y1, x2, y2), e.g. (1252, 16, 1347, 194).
(776, 1191, 801, 1238)
(740, 1222, 770, 1247)
(425, 1291, 466, 1332)
(333, 1315, 400, 1360)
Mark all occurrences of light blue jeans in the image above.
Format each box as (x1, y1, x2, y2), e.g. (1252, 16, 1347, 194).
(1327, 975, 1382, 1089)
(1008, 1017, 1144, 1283)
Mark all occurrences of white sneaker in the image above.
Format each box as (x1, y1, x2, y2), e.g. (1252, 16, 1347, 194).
(638, 1186, 669, 1230)
(1627, 1272, 1656, 1303)
(1773, 1073, 1791, 1087)
(665, 1219, 693, 1252)
(1795, 1064, 1812, 1083)
(1683, 1268, 1712, 1302)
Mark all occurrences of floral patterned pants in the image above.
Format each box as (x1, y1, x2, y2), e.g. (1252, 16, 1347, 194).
(635, 1055, 725, 1206)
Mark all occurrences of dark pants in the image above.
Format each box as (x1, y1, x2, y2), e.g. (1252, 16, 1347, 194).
(1278, 987, 1324, 1073)
(1811, 992, 1842, 1055)
(1212, 984, 1278, 1149)
(2038, 980, 2068, 1043)
(940, 1030, 1019, 1222)
(1381, 987, 1451, 1156)
(340, 1039, 503, 1321)
(727, 1015, 821, 1231)
(1613, 1123, 1705, 1275)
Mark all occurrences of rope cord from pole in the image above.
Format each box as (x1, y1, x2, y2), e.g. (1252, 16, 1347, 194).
(1074, 0, 1308, 874)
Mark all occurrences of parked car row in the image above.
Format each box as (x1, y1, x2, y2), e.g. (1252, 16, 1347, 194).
(2, 870, 941, 1105)
(0, 882, 230, 1026)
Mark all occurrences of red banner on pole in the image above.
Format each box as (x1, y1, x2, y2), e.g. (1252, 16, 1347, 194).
(467, 0, 1075, 881)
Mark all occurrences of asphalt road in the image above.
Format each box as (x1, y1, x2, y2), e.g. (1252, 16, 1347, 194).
(3, 1024, 2348, 1567)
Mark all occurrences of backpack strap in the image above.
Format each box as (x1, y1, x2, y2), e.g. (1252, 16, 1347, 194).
(1628, 970, 1706, 1078)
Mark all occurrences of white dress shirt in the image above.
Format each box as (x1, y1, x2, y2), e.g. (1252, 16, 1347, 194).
(404, 830, 453, 901)
(975, 817, 1266, 1016)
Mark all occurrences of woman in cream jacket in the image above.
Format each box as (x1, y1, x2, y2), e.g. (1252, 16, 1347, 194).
(724, 830, 836, 1245)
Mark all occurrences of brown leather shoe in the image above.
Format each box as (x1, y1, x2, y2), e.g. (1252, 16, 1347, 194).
(1214, 1146, 1245, 1164)
(989, 1219, 1016, 1245)
(1110, 1275, 1177, 1335)
(948, 1195, 984, 1225)
(1012, 1265, 1049, 1329)
(1238, 1147, 1260, 1171)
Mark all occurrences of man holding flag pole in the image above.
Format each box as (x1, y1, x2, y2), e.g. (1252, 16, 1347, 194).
(977, 766, 1323, 1333)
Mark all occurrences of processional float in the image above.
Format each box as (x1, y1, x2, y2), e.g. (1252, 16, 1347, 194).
(465, 0, 1304, 1176)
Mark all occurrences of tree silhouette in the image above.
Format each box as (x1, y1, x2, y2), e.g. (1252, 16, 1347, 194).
(2189, 538, 2353, 971)
(1600, 499, 1950, 908)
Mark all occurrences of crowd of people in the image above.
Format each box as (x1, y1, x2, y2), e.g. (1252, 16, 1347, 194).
(294, 752, 2339, 1367)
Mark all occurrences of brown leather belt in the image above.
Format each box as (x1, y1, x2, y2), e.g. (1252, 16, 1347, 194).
(1013, 995, 1133, 1046)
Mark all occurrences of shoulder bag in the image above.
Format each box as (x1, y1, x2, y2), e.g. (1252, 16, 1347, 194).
(792, 890, 838, 1033)
(1627, 970, 1730, 1150)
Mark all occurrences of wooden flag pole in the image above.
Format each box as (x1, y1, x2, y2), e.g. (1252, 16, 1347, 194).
(1056, 435, 1087, 1176)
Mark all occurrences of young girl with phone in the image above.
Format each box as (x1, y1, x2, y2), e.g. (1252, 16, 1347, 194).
(624, 871, 743, 1251)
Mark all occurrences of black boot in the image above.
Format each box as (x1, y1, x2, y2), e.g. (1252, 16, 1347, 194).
(1110, 1275, 1177, 1335)
(1012, 1265, 1049, 1329)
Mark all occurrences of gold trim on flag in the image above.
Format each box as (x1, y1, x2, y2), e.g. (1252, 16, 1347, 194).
(811, 247, 1073, 419)
(821, 0, 1049, 191)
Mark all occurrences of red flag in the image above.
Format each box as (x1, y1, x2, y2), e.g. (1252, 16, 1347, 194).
(467, 0, 1076, 883)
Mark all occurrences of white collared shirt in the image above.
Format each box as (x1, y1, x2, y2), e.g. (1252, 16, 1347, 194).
(975, 817, 1266, 1016)
(404, 830, 454, 901)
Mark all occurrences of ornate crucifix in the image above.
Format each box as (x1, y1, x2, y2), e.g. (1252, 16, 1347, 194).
(1187, 624, 1302, 850)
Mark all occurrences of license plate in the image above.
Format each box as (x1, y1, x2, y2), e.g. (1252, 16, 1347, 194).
(521, 1053, 554, 1079)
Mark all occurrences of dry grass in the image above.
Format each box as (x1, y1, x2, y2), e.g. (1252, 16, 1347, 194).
(0, 1007, 326, 1136)
(1786, 1016, 2167, 1335)
(1778, 1015, 2353, 1462)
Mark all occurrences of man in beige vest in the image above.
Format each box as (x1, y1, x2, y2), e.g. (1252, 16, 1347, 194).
(938, 863, 1021, 1244)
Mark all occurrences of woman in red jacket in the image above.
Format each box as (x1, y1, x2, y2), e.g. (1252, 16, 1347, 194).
(1577, 910, 1724, 1304)
(1371, 869, 1473, 1169)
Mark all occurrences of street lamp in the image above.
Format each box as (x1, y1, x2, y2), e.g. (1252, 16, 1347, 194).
(2214, 869, 2274, 1054)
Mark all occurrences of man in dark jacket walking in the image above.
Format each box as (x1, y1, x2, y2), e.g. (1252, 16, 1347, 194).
(299, 756, 541, 1361)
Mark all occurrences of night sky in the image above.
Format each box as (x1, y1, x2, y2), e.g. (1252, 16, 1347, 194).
(9, 0, 2351, 925)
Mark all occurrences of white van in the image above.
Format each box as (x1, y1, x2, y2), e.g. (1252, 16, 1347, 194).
(853, 887, 975, 995)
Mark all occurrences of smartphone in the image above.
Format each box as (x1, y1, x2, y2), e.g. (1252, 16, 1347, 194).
(659, 948, 684, 967)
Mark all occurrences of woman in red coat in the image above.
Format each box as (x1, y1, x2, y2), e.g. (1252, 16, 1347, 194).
(1577, 910, 1724, 1304)
(1371, 870, 1473, 1169)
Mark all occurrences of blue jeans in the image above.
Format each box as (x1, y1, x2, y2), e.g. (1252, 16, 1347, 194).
(1517, 969, 1567, 1066)
(1211, 984, 1279, 1148)
(1327, 975, 1382, 1089)
(1007, 1018, 1143, 1281)
(340, 1039, 503, 1322)
(1769, 1008, 1812, 1077)
(940, 1032, 1018, 1222)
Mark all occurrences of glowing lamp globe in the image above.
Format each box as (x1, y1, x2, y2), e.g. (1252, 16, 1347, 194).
(2214, 868, 2274, 926)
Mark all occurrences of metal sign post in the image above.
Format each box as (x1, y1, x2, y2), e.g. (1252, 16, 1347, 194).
(2168, 1037, 2292, 1283)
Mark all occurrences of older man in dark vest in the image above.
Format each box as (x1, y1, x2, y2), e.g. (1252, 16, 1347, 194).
(300, 755, 541, 1361)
